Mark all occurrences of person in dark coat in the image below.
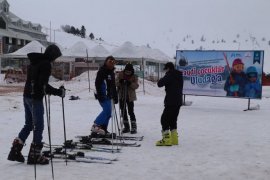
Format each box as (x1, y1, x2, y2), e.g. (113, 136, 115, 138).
(156, 62, 183, 146)
(91, 56, 118, 136)
(8, 44, 65, 165)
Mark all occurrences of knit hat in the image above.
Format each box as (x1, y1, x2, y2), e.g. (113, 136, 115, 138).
(232, 58, 244, 67)
(124, 63, 134, 75)
(246, 66, 258, 77)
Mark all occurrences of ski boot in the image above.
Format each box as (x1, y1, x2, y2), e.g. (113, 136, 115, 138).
(171, 129, 179, 145)
(130, 121, 137, 134)
(7, 138, 25, 162)
(122, 121, 130, 133)
(122, 127, 130, 133)
(91, 123, 106, 135)
(156, 130, 172, 146)
(27, 143, 49, 165)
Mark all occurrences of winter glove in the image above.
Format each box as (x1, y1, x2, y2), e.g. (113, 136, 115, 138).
(58, 86, 66, 98)
(120, 79, 131, 86)
(119, 79, 125, 84)
(126, 80, 131, 86)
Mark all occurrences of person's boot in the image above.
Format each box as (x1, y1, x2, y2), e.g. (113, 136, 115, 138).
(27, 143, 49, 165)
(91, 123, 106, 136)
(130, 121, 137, 134)
(156, 130, 172, 146)
(171, 129, 179, 145)
(7, 138, 25, 162)
(122, 126, 130, 133)
(122, 121, 130, 133)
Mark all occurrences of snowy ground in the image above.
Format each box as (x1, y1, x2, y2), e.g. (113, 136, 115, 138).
(0, 76, 270, 180)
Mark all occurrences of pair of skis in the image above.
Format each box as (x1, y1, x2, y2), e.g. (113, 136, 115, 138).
(77, 134, 144, 141)
(44, 142, 121, 154)
(76, 136, 142, 147)
(42, 149, 116, 164)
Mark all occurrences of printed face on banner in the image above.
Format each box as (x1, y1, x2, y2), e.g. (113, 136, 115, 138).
(176, 50, 264, 99)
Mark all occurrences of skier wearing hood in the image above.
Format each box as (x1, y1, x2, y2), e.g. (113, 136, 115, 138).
(91, 56, 118, 136)
(8, 44, 65, 165)
(156, 62, 183, 146)
(244, 66, 262, 98)
(116, 63, 139, 134)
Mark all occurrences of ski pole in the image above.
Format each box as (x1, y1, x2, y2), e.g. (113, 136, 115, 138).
(31, 81, 37, 180)
(86, 49, 91, 92)
(112, 100, 120, 149)
(61, 96, 68, 166)
(44, 94, 55, 180)
(111, 99, 115, 152)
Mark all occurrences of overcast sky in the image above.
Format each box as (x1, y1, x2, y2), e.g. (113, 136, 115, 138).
(8, 0, 270, 56)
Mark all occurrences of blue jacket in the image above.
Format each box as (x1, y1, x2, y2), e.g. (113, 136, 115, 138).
(244, 80, 261, 98)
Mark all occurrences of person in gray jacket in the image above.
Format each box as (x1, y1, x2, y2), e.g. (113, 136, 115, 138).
(116, 63, 139, 134)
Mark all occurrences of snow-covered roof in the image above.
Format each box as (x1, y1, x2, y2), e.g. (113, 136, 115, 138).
(112, 41, 173, 62)
(88, 45, 110, 57)
(3, 40, 45, 57)
(62, 41, 90, 57)
(112, 41, 140, 59)
(48, 31, 173, 63)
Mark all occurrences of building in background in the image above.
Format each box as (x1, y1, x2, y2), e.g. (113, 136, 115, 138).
(0, 0, 47, 55)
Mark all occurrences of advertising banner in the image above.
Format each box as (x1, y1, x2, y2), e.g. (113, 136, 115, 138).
(176, 50, 264, 99)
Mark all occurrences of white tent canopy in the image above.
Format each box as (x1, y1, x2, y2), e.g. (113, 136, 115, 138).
(112, 41, 140, 59)
(88, 45, 110, 57)
(3, 40, 46, 58)
(62, 41, 90, 58)
(112, 41, 173, 63)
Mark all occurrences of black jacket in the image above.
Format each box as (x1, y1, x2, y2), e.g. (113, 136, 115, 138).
(23, 53, 61, 100)
(157, 69, 183, 106)
(95, 65, 117, 101)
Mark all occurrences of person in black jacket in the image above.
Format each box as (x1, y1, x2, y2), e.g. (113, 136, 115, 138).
(7, 44, 65, 165)
(91, 56, 118, 136)
(156, 62, 183, 146)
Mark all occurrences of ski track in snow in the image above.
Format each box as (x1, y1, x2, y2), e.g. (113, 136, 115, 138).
(1, 76, 270, 180)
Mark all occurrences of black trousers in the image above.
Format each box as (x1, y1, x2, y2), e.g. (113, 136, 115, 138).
(120, 100, 136, 128)
(161, 105, 181, 131)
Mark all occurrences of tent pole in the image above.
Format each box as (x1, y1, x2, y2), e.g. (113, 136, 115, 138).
(142, 58, 145, 95)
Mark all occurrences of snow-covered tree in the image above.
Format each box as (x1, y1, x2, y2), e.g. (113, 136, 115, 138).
(61, 25, 71, 33)
(80, 25, 86, 38)
(89, 33, 95, 40)
(70, 26, 76, 35)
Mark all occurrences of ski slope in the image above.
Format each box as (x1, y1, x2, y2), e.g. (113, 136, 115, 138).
(0, 75, 270, 180)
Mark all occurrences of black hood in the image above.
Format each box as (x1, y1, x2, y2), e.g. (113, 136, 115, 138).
(44, 44, 62, 62)
(27, 53, 47, 65)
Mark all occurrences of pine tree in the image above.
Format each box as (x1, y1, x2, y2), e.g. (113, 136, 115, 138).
(89, 33, 95, 40)
(70, 26, 76, 35)
(75, 28, 80, 36)
(80, 25, 86, 38)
